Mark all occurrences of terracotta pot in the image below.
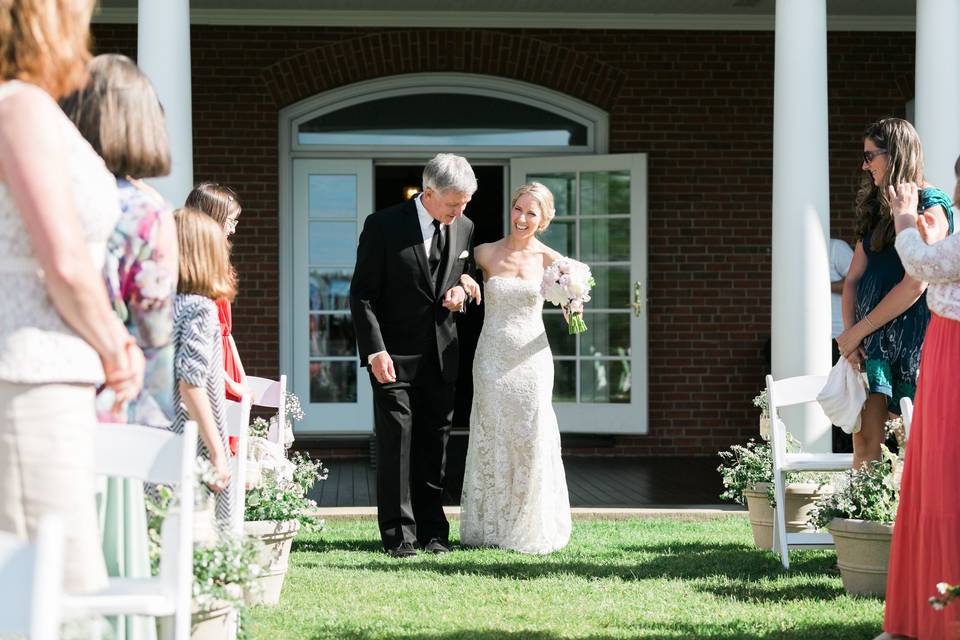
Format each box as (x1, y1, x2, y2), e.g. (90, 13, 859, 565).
(191, 600, 232, 640)
(827, 518, 893, 597)
(243, 519, 300, 606)
(744, 482, 830, 550)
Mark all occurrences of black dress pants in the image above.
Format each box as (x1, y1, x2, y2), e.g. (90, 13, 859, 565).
(370, 357, 454, 550)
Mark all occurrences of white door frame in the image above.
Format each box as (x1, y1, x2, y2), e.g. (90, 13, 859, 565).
(279, 73, 612, 434)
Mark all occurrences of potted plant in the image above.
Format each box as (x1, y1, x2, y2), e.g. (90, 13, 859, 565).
(718, 436, 831, 550)
(146, 461, 264, 640)
(753, 391, 773, 440)
(808, 446, 899, 597)
(243, 451, 327, 605)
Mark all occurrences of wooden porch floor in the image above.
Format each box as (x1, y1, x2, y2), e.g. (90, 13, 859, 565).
(306, 456, 725, 508)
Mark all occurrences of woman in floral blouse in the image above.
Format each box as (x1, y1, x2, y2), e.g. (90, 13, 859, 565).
(62, 53, 174, 640)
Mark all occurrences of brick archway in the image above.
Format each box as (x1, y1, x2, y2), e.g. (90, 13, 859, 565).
(260, 30, 626, 111)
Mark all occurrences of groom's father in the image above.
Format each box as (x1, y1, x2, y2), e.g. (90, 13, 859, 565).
(350, 154, 477, 557)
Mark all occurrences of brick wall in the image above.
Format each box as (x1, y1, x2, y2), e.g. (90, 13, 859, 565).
(91, 25, 916, 456)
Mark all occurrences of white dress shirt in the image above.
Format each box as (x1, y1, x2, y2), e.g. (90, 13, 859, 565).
(415, 193, 444, 256)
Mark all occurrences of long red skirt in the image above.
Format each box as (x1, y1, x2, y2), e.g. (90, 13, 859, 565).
(885, 313, 960, 639)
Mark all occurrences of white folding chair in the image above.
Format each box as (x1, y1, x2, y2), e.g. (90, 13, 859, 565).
(225, 395, 251, 535)
(247, 375, 287, 448)
(899, 397, 913, 442)
(0, 515, 64, 640)
(65, 422, 197, 640)
(766, 373, 854, 569)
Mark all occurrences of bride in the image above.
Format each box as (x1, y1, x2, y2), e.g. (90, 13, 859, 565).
(458, 182, 572, 554)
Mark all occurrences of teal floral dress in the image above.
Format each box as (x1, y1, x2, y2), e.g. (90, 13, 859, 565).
(855, 187, 954, 413)
(95, 178, 176, 640)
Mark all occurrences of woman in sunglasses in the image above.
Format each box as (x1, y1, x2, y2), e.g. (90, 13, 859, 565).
(836, 117, 952, 470)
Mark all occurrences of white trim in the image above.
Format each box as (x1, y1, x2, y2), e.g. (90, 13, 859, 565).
(93, 8, 915, 31)
(287, 73, 608, 156)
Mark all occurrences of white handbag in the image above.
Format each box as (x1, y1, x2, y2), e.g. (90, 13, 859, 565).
(816, 357, 868, 434)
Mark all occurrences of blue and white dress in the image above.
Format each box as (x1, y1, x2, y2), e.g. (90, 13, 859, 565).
(172, 293, 232, 524)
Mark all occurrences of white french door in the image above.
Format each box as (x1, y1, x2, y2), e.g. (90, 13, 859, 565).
(510, 154, 648, 433)
(291, 159, 373, 433)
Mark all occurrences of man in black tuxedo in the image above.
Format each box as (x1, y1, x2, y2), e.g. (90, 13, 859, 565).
(350, 154, 478, 557)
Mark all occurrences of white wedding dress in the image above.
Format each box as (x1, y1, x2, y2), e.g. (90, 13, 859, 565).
(460, 276, 572, 554)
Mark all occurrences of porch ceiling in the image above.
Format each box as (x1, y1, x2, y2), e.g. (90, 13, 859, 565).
(94, 0, 915, 30)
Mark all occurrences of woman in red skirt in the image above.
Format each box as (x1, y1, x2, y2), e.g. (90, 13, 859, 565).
(883, 162, 960, 640)
(185, 183, 247, 402)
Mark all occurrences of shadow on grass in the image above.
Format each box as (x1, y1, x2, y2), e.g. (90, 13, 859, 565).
(697, 578, 846, 603)
(302, 621, 880, 640)
(291, 537, 383, 553)
(296, 540, 839, 590)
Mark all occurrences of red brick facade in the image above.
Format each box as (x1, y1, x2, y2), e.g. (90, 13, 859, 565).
(91, 25, 916, 456)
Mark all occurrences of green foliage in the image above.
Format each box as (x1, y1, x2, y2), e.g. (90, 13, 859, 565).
(752, 391, 769, 417)
(244, 452, 328, 532)
(808, 447, 899, 529)
(249, 416, 270, 439)
(193, 531, 264, 611)
(717, 439, 773, 506)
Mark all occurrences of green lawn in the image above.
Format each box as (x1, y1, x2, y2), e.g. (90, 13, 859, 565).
(245, 516, 884, 639)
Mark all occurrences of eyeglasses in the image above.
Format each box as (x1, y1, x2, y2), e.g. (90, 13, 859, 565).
(863, 149, 888, 164)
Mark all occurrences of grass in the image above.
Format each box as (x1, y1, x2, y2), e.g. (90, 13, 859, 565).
(244, 516, 883, 639)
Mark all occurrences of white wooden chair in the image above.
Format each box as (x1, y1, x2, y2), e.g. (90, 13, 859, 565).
(64, 421, 197, 640)
(0, 515, 64, 640)
(247, 375, 287, 448)
(900, 397, 913, 441)
(766, 373, 854, 569)
(225, 395, 251, 535)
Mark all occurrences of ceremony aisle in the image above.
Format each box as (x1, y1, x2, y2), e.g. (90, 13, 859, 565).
(246, 516, 882, 639)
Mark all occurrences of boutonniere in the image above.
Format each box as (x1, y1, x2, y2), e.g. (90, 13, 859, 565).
(458, 250, 469, 260)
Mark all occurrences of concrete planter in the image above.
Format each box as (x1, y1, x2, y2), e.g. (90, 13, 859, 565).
(243, 519, 300, 606)
(190, 600, 232, 640)
(827, 518, 893, 597)
(744, 482, 829, 550)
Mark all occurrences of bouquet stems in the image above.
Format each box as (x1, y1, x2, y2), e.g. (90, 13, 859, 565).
(567, 312, 588, 335)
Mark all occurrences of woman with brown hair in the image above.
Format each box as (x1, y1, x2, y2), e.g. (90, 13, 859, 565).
(0, 0, 144, 593)
(837, 117, 952, 470)
(185, 183, 248, 402)
(173, 207, 235, 523)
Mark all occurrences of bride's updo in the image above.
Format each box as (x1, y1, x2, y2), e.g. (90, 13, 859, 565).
(511, 182, 556, 232)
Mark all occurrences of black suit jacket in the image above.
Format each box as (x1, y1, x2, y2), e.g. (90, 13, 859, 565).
(350, 199, 475, 383)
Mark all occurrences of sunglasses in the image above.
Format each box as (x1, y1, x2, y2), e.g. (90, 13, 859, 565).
(863, 149, 888, 163)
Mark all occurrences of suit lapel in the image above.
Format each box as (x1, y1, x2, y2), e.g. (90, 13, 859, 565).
(438, 217, 459, 296)
(404, 201, 433, 292)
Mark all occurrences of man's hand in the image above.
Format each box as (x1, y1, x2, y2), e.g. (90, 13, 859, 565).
(370, 351, 397, 384)
(442, 285, 467, 312)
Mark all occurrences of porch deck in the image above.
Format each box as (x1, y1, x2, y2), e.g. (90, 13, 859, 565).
(306, 456, 726, 508)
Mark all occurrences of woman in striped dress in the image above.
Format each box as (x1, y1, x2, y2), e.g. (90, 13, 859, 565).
(173, 207, 234, 523)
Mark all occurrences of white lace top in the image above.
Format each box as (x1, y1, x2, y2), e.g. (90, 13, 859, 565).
(0, 81, 120, 384)
(896, 227, 960, 321)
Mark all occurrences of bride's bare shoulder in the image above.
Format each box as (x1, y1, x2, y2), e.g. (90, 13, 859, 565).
(535, 240, 564, 266)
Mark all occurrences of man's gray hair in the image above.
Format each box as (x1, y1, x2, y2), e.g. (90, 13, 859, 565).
(422, 153, 477, 195)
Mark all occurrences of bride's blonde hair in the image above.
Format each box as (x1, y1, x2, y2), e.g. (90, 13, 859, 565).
(511, 182, 556, 232)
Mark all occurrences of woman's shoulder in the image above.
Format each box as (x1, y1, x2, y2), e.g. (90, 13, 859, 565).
(919, 184, 953, 208)
(176, 294, 216, 319)
(536, 241, 564, 265)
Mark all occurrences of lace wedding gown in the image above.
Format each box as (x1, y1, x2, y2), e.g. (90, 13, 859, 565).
(460, 276, 572, 554)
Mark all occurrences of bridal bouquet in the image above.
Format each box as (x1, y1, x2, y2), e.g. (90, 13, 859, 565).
(541, 258, 595, 334)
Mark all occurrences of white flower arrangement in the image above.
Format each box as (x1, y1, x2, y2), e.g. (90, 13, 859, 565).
(540, 257, 596, 334)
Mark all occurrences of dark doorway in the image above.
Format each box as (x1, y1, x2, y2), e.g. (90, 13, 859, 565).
(374, 163, 506, 501)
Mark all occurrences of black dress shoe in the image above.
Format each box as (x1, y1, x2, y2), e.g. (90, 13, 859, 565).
(423, 538, 450, 554)
(387, 542, 417, 558)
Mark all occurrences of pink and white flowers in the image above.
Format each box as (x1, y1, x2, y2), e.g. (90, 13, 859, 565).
(540, 257, 596, 334)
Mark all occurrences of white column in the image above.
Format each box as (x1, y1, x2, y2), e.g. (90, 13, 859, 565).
(138, 0, 193, 204)
(914, 0, 960, 192)
(771, 0, 832, 452)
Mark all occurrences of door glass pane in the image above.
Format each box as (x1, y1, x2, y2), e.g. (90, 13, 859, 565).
(309, 314, 356, 357)
(580, 313, 630, 357)
(540, 219, 575, 257)
(580, 170, 630, 214)
(580, 360, 631, 403)
(553, 360, 576, 402)
(543, 312, 575, 356)
(526, 173, 576, 217)
(587, 265, 630, 309)
(310, 268, 352, 311)
(309, 175, 357, 218)
(309, 221, 356, 265)
(580, 218, 630, 262)
(309, 361, 357, 403)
